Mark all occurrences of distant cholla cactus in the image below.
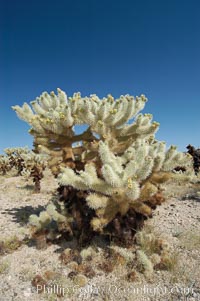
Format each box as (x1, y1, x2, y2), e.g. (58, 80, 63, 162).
(186, 144, 200, 175)
(4, 147, 29, 175)
(0, 155, 11, 175)
(21, 151, 48, 192)
(12, 89, 193, 246)
(2, 146, 48, 192)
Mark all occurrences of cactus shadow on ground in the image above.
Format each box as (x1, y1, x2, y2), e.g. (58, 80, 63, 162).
(2, 205, 46, 226)
(18, 184, 35, 191)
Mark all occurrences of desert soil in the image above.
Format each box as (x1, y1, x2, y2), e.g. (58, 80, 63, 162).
(0, 170, 200, 301)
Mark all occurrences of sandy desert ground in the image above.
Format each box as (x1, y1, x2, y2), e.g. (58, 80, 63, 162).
(0, 169, 200, 301)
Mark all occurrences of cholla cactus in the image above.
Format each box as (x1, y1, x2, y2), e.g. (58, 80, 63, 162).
(186, 144, 200, 175)
(2, 146, 48, 191)
(12, 90, 158, 175)
(0, 155, 11, 175)
(21, 151, 48, 192)
(4, 147, 29, 175)
(136, 250, 154, 278)
(57, 139, 192, 235)
(12, 89, 193, 245)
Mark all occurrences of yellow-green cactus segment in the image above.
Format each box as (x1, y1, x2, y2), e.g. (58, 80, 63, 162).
(107, 94, 114, 102)
(59, 112, 65, 119)
(109, 109, 118, 114)
(127, 177, 133, 189)
(152, 121, 160, 127)
(97, 120, 104, 126)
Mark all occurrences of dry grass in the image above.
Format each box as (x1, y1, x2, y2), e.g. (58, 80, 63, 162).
(0, 260, 10, 274)
(163, 180, 195, 199)
(0, 235, 24, 255)
(159, 251, 179, 272)
(179, 230, 200, 251)
(135, 225, 161, 256)
(168, 258, 197, 286)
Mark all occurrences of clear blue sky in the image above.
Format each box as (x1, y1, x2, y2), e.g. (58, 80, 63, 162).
(0, 0, 200, 153)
